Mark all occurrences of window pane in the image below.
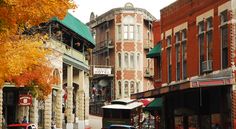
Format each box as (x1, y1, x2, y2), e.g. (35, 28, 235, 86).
(124, 81, 129, 97)
(118, 53, 121, 68)
(124, 53, 129, 68)
(118, 81, 122, 96)
(130, 81, 135, 94)
(118, 25, 122, 40)
(129, 25, 134, 39)
(124, 25, 128, 40)
(130, 53, 134, 68)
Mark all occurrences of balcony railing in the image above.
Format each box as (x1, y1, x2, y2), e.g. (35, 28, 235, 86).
(46, 38, 88, 65)
(144, 39, 154, 50)
(93, 40, 114, 53)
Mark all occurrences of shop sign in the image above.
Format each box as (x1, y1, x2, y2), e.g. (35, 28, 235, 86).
(94, 67, 111, 75)
(18, 94, 32, 106)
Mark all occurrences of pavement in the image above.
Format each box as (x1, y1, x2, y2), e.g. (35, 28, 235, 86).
(89, 115, 102, 129)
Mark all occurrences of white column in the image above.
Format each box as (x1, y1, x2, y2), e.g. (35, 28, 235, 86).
(44, 95, 52, 129)
(29, 98, 38, 124)
(84, 75, 90, 128)
(66, 65, 74, 129)
(56, 89, 63, 129)
(77, 70, 85, 129)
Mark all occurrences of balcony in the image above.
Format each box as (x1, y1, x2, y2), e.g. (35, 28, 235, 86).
(144, 67, 154, 78)
(93, 40, 114, 53)
(90, 65, 114, 78)
(202, 60, 213, 73)
(144, 39, 154, 50)
(46, 38, 88, 66)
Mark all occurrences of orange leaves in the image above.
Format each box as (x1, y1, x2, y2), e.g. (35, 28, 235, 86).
(9, 64, 57, 99)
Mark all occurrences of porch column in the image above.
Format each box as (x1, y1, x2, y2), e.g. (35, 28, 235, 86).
(66, 65, 74, 129)
(0, 89, 3, 129)
(85, 74, 90, 127)
(77, 70, 85, 129)
(56, 89, 63, 129)
(29, 98, 38, 124)
(44, 95, 52, 129)
(233, 84, 236, 129)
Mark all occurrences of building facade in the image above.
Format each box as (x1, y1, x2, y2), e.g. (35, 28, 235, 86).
(132, 0, 236, 129)
(0, 13, 95, 129)
(87, 3, 156, 115)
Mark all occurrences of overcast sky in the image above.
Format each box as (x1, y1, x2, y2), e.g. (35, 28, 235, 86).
(71, 0, 176, 23)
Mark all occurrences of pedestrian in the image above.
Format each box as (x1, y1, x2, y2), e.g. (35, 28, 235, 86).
(22, 116, 27, 123)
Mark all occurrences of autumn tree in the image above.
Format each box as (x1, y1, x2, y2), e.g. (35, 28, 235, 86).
(0, 0, 75, 98)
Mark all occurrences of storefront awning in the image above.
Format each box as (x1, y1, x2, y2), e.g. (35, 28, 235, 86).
(144, 98, 163, 111)
(146, 43, 161, 58)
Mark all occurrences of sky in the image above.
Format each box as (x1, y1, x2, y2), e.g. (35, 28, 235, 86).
(71, 0, 176, 23)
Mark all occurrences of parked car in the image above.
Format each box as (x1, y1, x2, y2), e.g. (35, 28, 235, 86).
(108, 124, 136, 129)
(8, 123, 37, 129)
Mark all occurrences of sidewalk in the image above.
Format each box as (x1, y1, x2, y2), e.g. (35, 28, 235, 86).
(89, 115, 102, 129)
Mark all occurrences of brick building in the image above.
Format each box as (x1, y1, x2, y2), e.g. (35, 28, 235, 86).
(87, 3, 156, 115)
(132, 0, 236, 128)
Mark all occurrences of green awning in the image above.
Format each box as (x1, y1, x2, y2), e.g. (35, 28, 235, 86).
(146, 43, 161, 58)
(144, 98, 163, 111)
(52, 13, 95, 47)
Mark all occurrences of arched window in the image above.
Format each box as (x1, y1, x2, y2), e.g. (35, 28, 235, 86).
(130, 53, 135, 68)
(130, 81, 135, 94)
(118, 81, 122, 97)
(136, 81, 140, 93)
(124, 81, 129, 97)
(118, 53, 122, 68)
(124, 53, 129, 68)
(137, 53, 141, 69)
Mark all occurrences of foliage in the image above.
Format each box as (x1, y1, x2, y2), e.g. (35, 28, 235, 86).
(0, 0, 75, 98)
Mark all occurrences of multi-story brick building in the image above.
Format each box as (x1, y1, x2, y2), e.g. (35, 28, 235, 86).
(132, 0, 236, 128)
(87, 3, 156, 114)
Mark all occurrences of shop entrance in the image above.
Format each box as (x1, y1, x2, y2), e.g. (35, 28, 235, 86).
(164, 86, 232, 129)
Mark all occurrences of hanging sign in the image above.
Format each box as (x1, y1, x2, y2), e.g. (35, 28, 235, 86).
(18, 94, 32, 106)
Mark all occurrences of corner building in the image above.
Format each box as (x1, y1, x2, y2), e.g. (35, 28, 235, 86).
(132, 0, 236, 129)
(87, 2, 156, 114)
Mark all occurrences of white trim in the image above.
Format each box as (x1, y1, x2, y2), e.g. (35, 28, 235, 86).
(196, 9, 214, 24)
(174, 22, 188, 34)
(218, 1, 231, 15)
(165, 29, 172, 38)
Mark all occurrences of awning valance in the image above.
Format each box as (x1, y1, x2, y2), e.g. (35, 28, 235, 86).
(146, 43, 161, 58)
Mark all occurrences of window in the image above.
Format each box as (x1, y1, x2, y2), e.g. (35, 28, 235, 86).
(182, 42, 187, 79)
(207, 18, 213, 61)
(167, 48, 172, 83)
(124, 81, 129, 97)
(124, 53, 129, 68)
(221, 25, 228, 69)
(136, 82, 140, 93)
(124, 25, 134, 40)
(220, 10, 228, 69)
(137, 53, 141, 69)
(130, 53, 135, 68)
(130, 81, 135, 94)
(118, 25, 122, 40)
(198, 21, 204, 34)
(176, 45, 180, 81)
(175, 32, 180, 43)
(182, 29, 187, 40)
(137, 25, 141, 41)
(167, 36, 171, 47)
(118, 81, 122, 97)
(199, 32, 205, 74)
(118, 53, 122, 68)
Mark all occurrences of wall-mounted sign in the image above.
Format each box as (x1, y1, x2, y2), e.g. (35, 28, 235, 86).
(18, 94, 32, 106)
(94, 67, 111, 75)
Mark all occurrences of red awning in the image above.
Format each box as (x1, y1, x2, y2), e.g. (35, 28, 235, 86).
(139, 99, 151, 107)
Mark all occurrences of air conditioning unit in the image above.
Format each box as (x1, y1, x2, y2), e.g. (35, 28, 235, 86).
(202, 60, 213, 72)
